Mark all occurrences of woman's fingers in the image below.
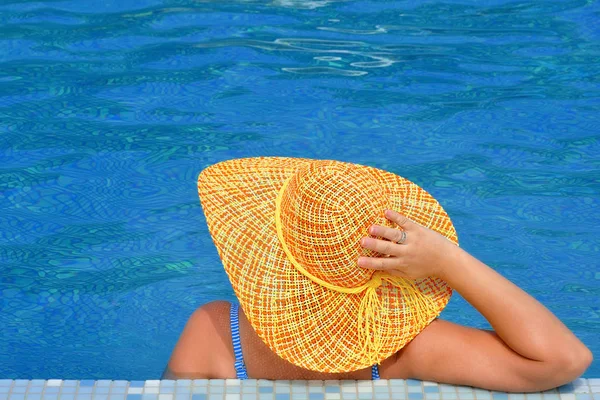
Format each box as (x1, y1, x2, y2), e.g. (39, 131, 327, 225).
(358, 255, 406, 273)
(356, 211, 421, 278)
(369, 224, 408, 245)
(361, 237, 404, 256)
(384, 210, 414, 229)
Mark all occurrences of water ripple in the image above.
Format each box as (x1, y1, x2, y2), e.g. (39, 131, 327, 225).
(282, 66, 367, 76)
(270, 0, 350, 10)
(317, 25, 387, 35)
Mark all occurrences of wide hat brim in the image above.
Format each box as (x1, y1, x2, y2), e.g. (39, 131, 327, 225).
(197, 157, 458, 373)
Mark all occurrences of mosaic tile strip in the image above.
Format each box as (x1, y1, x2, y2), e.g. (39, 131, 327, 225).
(0, 379, 598, 400)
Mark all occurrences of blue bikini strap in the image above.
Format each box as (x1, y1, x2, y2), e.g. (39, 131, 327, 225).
(230, 303, 249, 379)
(371, 364, 380, 380)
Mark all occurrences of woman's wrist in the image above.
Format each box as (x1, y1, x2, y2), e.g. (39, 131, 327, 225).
(433, 241, 466, 282)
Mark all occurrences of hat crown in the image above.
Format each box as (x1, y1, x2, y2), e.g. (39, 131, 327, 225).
(278, 160, 393, 288)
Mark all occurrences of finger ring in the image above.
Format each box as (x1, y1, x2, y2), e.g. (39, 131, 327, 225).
(396, 230, 407, 244)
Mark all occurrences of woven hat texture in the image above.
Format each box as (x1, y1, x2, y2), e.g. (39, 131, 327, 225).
(197, 157, 458, 373)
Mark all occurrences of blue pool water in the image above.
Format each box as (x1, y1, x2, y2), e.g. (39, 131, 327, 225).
(0, 0, 599, 380)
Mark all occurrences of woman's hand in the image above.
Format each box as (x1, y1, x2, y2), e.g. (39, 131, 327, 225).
(358, 209, 459, 280)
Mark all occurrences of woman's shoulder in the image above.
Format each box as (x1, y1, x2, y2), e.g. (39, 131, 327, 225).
(166, 301, 236, 379)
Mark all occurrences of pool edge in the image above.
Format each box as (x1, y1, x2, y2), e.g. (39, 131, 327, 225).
(1, 378, 599, 400)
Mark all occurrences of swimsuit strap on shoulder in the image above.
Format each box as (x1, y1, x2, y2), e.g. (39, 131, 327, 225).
(371, 364, 380, 380)
(230, 303, 249, 379)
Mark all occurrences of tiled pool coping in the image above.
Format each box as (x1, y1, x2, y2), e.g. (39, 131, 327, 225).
(1, 379, 599, 400)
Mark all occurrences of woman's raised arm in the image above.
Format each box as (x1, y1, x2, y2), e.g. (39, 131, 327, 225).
(359, 210, 592, 391)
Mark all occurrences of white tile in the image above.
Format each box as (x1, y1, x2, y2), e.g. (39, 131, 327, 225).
(325, 394, 341, 400)
(144, 388, 159, 394)
(46, 381, 62, 387)
(342, 385, 356, 393)
(558, 394, 575, 400)
(357, 382, 372, 388)
(587, 379, 600, 385)
(225, 395, 240, 400)
(440, 385, 457, 393)
(573, 386, 590, 393)
(145, 381, 161, 387)
(158, 395, 173, 400)
(358, 386, 373, 393)
(373, 381, 387, 387)
(128, 389, 143, 394)
(225, 380, 241, 386)
(424, 382, 439, 387)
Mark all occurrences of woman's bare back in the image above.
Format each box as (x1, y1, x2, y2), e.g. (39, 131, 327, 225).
(165, 301, 404, 380)
(165, 299, 590, 392)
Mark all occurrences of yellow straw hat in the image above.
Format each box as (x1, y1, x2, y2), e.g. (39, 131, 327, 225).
(197, 157, 458, 373)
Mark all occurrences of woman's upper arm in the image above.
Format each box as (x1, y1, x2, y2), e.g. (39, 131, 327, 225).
(397, 319, 587, 393)
(166, 301, 235, 379)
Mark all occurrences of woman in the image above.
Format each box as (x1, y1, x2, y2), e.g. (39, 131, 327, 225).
(163, 157, 592, 392)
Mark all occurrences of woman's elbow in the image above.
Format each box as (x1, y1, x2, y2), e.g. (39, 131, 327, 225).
(565, 347, 593, 379)
(547, 347, 593, 388)
(523, 347, 593, 392)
